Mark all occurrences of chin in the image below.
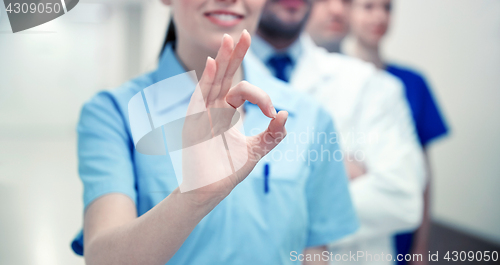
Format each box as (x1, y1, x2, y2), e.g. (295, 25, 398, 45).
(227, 31, 243, 41)
(207, 39, 224, 54)
(367, 37, 381, 47)
(330, 30, 348, 40)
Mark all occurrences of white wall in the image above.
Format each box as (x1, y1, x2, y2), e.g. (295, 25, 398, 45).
(381, 0, 500, 244)
(0, 1, 168, 264)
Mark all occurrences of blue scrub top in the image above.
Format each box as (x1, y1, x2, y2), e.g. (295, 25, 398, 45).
(386, 64, 449, 147)
(71, 43, 359, 264)
(388, 64, 449, 265)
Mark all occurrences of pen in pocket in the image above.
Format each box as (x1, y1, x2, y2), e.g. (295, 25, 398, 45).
(264, 163, 270, 194)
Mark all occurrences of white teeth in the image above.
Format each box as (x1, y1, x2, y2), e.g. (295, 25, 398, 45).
(210, 13, 239, 21)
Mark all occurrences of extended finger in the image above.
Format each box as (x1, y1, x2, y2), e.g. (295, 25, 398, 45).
(197, 56, 217, 104)
(219, 30, 251, 98)
(207, 34, 234, 103)
(225, 81, 277, 118)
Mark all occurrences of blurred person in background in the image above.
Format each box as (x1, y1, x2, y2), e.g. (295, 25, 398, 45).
(252, 0, 426, 264)
(70, 0, 359, 264)
(347, 0, 450, 264)
(306, 0, 352, 53)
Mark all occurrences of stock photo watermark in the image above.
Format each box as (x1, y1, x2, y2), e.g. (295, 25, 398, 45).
(2, 0, 79, 33)
(249, 127, 378, 165)
(128, 71, 379, 193)
(290, 250, 499, 263)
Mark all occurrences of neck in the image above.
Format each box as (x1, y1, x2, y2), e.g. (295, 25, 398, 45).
(323, 40, 342, 53)
(176, 37, 215, 81)
(176, 37, 243, 82)
(256, 30, 299, 50)
(353, 39, 385, 69)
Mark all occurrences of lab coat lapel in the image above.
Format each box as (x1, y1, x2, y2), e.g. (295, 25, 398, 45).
(289, 35, 333, 93)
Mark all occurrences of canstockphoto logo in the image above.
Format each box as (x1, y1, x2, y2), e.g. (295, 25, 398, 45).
(128, 71, 248, 193)
(3, 0, 79, 33)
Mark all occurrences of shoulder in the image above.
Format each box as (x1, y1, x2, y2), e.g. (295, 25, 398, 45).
(300, 34, 374, 74)
(79, 72, 157, 133)
(386, 63, 428, 84)
(307, 44, 400, 98)
(81, 73, 155, 116)
(245, 54, 334, 129)
(267, 70, 327, 116)
(323, 57, 406, 104)
(309, 44, 376, 78)
(329, 53, 375, 74)
(245, 52, 322, 113)
(386, 63, 435, 103)
(271, 78, 336, 134)
(358, 69, 408, 113)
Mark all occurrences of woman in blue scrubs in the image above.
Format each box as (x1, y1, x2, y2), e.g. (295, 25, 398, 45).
(71, 0, 358, 264)
(348, 0, 449, 264)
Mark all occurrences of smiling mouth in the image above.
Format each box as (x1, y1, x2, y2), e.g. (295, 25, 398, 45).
(204, 11, 244, 27)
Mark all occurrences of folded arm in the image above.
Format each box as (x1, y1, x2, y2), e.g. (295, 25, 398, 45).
(346, 71, 426, 239)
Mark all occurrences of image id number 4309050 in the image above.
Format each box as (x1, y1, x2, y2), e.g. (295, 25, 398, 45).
(441, 250, 498, 262)
(6, 2, 64, 14)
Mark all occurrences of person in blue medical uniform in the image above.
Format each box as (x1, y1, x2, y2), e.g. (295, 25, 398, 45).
(347, 0, 449, 264)
(70, 0, 359, 264)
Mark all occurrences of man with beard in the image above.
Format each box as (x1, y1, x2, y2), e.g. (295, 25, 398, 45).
(250, 0, 426, 264)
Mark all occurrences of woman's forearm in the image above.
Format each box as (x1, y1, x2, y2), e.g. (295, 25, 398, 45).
(84, 188, 225, 265)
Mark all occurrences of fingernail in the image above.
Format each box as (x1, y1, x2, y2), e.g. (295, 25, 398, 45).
(239, 29, 248, 40)
(270, 106, 277, 118)
(222, 33, 229, 43)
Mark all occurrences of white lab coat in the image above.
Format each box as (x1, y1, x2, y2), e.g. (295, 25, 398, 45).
(251, 35, 426, 264)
